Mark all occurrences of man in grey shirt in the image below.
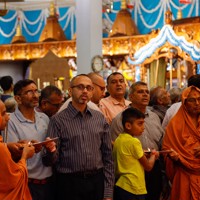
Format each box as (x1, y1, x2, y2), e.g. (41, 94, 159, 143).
(111, 81, 164, 200)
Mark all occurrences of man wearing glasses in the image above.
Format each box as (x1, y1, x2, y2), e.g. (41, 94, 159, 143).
(37, 85, 63, 118)
(59, 72, 106, 112)
(46, 74, 114, 200)
(6, 79, 56, 200)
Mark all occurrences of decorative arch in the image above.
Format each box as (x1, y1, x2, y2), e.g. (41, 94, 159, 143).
(127, 24, 200, 88)
(128, 24, 200, 65)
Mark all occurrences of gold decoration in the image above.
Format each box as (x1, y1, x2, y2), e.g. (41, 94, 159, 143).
(165, 10, 172, 24)
(49, 2, 55, 17)
(177, 9, 182, 19)
(16, 24, 21, 36)
(0, 14, 198, 70)
(109, 1, 139, 37)
(39, 13, 67, 42)
(121, 0, 126, 9)
(11, 24, 26, 44)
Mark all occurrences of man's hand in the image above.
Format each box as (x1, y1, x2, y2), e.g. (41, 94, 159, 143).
(168, 148, 179, 161)
(44, 137, 56, 152)
(30, 140, 43, 153)
(18, 139, 42, 153)
(7, 142, 23, 162)
(21, 144, 35, 160)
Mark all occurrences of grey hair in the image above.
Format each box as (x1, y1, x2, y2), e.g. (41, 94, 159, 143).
(129, 81, 147, 95)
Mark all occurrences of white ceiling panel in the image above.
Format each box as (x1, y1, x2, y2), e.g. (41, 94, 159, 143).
(0, 0, 75, 10)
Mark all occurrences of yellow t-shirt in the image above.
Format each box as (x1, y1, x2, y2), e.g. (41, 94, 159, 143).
(113, 133, 147, 195)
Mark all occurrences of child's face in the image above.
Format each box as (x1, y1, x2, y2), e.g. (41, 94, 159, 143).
(126, 118, 145, 136)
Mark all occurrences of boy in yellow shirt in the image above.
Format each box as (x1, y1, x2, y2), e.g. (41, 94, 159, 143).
(113, 107, 159, 200)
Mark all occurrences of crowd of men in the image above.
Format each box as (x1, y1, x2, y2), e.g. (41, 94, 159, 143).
(0, 72, 200, 200)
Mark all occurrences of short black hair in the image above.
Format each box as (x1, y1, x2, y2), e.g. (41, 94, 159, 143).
(14, 79, 36, 95)
(122, 107, 145, 129)
(70, 74, 89, 87)
(39, 85, 62, 106)
(106, 72, 124, 85)
(0, 76, 13, 91)
(188, 74, 200, 88)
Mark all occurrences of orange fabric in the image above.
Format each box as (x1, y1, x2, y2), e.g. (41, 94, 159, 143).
(0, 143, 32, 200)
(162, 86, 200, 200)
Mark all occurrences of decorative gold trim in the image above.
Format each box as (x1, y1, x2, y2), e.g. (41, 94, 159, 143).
(0, 17, 199, 62)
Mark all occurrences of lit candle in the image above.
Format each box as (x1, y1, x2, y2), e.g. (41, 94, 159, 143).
(37, 78, 40, 90)
(170, 58, 173, 89)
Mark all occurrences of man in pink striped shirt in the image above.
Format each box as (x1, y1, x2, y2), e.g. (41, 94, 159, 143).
(99, 72, 131, 124)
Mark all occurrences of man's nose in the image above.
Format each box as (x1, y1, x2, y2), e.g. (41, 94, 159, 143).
(102, 90, 106, 97)
(116, 80, 122, 85)
(143, 91, 148, 95)
(6, 113, 10, 122)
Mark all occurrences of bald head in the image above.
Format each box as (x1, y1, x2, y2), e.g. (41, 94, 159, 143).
(0, 100, 9, 131)
(87, 72, 106, 104)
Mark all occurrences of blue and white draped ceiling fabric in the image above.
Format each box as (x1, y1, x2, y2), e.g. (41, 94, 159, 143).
(0, 0, 199, 44)
(0, 6, 76, 44)
(127, 25, 200, 65)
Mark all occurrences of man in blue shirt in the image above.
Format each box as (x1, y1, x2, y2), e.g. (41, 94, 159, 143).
(7, 79, 56, 200)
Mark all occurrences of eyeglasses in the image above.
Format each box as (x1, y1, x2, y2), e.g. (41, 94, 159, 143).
(71, 84, 94, 92)
(93, 82, 105, 92)
(19, 89, 39, 96)
(46, 100, 62, 108)
(186, 97, 200, 103)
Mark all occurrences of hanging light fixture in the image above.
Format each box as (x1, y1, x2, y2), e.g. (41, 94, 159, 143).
(0, 0, 24, 17)
(0, 0, 7, 17)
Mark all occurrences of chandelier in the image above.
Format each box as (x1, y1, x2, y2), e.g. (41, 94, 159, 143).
(0, 0, 7, 17)
(0, 0, 24, 17)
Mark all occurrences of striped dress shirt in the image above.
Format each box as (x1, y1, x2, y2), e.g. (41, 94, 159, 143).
(47, 102, 114, 198)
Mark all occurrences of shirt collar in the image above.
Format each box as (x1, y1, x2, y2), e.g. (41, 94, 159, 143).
(67, 102, 93, 118)
(128, 104, 150, 117)
(14, 106, 39, 123)
(107, 96, 126, 106)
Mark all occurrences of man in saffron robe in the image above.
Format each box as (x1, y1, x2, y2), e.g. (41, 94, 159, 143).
(162, 86, 200, 200)
(0, 100, 35, 200)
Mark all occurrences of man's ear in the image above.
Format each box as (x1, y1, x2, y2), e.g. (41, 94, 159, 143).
(14, 95, 21, 104)
(68, 87, 72, 97)
(129, 93, 133, 102)
(41, 99, 47, 107)
(0, 114, 2, 126)
(106, 85, 109, 93)
(157, 98, 163, 105)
